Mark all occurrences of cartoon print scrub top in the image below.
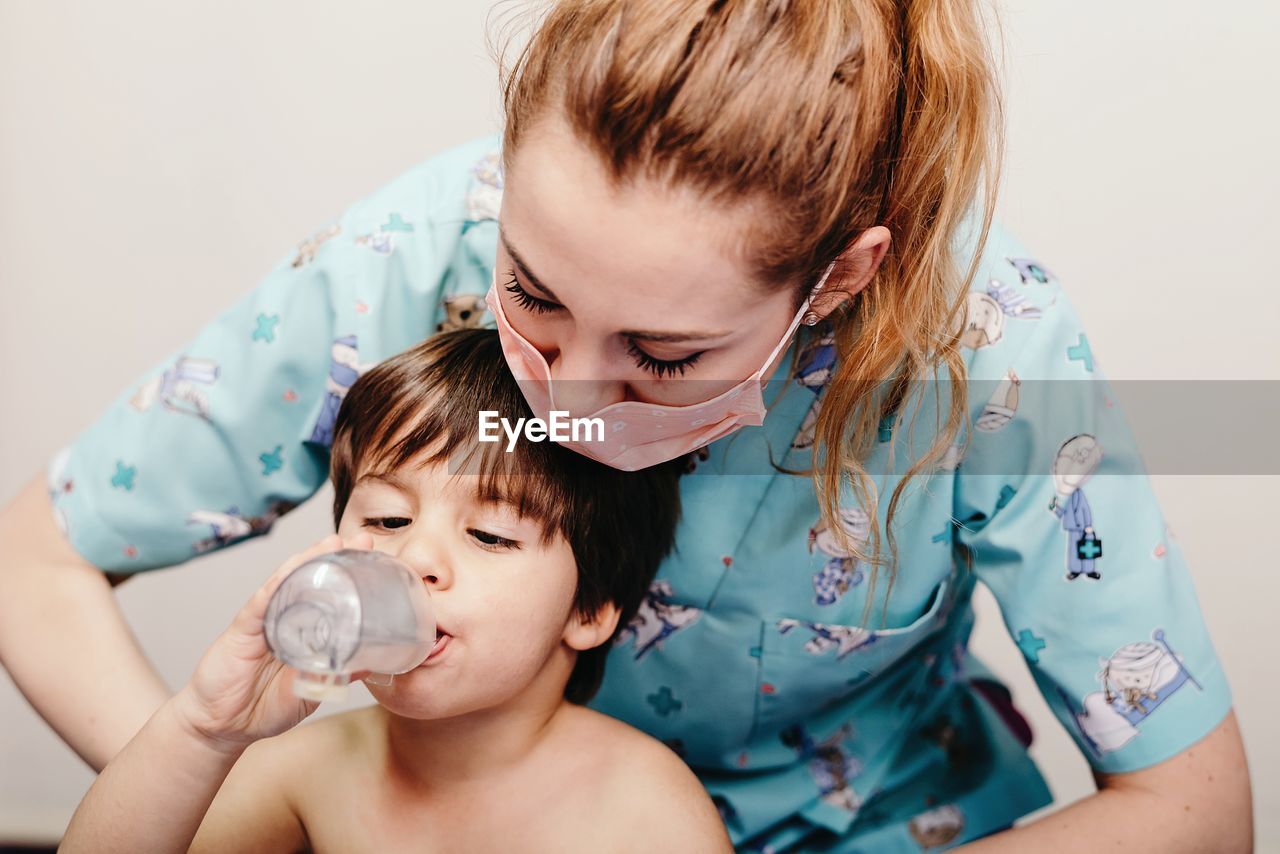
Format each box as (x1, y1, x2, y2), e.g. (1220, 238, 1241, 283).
(48, 135, 1231, 852)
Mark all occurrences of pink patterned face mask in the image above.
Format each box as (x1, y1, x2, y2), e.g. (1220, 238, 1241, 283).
(483, 262, 836, 471)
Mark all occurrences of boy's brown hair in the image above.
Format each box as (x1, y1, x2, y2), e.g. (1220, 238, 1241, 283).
(329, 328, 682, 703)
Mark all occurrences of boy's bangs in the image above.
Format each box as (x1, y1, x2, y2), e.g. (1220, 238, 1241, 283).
(357, 394, 571, 544)
(463, 443, 572, 544)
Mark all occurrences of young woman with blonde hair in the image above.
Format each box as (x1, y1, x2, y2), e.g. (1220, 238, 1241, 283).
(0, 1, 1250, 850)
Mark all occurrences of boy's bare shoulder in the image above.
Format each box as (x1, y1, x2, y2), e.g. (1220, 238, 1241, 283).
(249, 704, 379, 761)
(561, 706, 732, 852)
(236, 704, 383, 795)
(192, 707, 382, 853)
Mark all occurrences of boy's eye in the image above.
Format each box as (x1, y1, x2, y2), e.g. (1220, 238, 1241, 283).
(363, 516, 411, 531)
(468, 528, 520, 550)
(504, 274, 560, 315)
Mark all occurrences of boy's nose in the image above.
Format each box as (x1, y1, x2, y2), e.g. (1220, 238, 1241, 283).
(395, 536, 452, 591)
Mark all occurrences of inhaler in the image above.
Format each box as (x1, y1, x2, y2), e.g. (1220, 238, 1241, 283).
(264, 549, 435, 702)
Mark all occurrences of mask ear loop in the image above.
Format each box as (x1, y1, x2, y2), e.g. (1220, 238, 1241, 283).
(802, 260, 839, 326)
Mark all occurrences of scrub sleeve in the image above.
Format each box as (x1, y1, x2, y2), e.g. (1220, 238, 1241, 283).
(47, 136, 504, 571)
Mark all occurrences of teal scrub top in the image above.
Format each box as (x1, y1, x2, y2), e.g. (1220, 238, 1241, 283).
(47, 135, 1231, 852)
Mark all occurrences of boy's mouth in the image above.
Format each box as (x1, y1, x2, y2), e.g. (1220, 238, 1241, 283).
(423, 629, 452, 663)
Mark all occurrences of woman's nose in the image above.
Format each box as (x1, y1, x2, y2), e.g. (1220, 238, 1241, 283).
(548, 341, 626, 415)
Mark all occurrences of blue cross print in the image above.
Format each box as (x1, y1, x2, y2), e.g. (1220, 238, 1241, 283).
(111, 461, 137, 491)
(647, 686, 684, 717)
(259, 445, 284, 476)
(253, 313, 280, 344)
(1016, 629, 1046, 664)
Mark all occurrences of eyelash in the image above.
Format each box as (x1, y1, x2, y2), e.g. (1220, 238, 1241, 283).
(468, 529, 520, 550)
(360, 518, 520, 550)
(503, 274, 558, 314)
(624, 340, 703, 378)
(503, 273, 705, 379)
(363, 517, 410, 530)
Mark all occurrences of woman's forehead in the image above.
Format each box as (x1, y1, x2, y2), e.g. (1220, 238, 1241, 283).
(501, 125, 773, 302)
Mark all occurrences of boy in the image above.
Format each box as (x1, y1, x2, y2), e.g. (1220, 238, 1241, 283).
(63, 329, 731, 853)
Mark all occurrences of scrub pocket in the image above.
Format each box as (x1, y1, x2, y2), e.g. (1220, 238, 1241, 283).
(753, 577, 953, 738)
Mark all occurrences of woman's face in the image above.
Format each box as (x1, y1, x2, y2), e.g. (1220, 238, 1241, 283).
(496, 118, 812, 416)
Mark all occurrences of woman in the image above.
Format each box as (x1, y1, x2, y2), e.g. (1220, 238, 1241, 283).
(0, 2, 1250, 850)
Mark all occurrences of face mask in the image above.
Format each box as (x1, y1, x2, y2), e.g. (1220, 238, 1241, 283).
(484, 262, 836, 471)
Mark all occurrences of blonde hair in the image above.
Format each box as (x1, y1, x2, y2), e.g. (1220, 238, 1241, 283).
(496, 0, 1003, 618)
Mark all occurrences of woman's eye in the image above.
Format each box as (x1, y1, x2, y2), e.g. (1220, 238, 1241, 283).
(504, 274, 561, 315)
(626, 340, 705, 379)
(504, 269, 704, 378)
(362, 517, 411, 531)
(468, 528, 520, 550)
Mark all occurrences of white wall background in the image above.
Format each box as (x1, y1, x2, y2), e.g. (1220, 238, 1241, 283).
(1, 0, 1275, 846)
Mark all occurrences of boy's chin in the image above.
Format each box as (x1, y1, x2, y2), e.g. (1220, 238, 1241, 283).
(365, 674, 456, 719)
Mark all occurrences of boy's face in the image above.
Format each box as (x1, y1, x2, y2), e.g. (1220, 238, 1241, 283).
(336, 456, 615, 719)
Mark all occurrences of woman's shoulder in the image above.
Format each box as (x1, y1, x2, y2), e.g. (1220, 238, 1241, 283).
(342, 132, 503, 230)
(953, 220, 1092, 395)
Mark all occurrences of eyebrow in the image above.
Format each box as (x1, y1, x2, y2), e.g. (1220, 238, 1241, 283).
(354, 471, 411, 491)
(499, 228, 734, 344)
(356, 468, 527, 515)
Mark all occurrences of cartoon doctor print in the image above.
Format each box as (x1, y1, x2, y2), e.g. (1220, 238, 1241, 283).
(186, 500, 296, 554)
(1064, 629, 1202, 757)
(908, 804, 966, 849)
(1049, 433, 1105, 581)
(776, 619, 876, 660)
(985, 279, 1043, 320)
(959, 292, 1005, 350)
(975, 369, 1021, 433)
(129, 356, 221, 420)
(780, 724, 864, 815)
(791, 331, 836, 451)
(809, 507, 872, 606)
(615, 580, 703, 660)
(309, 335, 371, 447)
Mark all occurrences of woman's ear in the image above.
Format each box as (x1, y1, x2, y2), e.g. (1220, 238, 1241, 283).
(563, 601, 622, 652)
(806, 226, 892, 322)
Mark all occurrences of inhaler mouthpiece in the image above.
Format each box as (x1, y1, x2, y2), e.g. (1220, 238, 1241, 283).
(264, 550, 435, 702)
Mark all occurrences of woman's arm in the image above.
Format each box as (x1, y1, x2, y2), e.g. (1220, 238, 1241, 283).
(0, 475, 170, 771)
(958, 710, 1252, 853)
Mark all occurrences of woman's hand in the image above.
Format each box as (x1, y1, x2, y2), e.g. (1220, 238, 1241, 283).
(170, 533, 374, 753)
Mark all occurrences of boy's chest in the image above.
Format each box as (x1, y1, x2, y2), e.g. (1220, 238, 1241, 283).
(296, 766, 618, 853)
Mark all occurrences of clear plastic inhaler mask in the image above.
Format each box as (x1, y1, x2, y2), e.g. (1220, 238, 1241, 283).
(264, 550, 436, 702)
